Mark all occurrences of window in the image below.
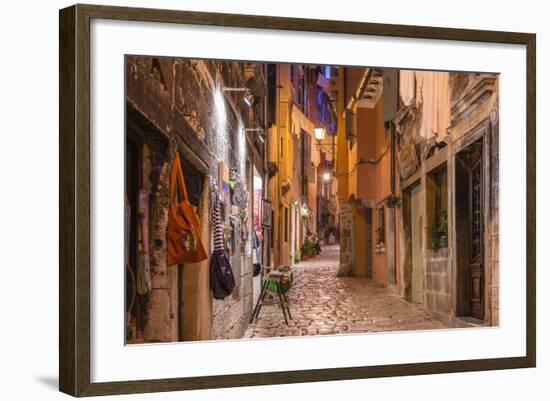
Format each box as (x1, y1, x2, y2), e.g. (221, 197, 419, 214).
(284, 206, 289, 243)
(271, 210, 275, 248)
(267, 64, 277, 126)
(377, 206, 385, 246)
(427, 165, 448, 250)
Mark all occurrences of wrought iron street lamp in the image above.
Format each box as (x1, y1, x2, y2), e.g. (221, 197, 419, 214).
(314, 127, 326, 142)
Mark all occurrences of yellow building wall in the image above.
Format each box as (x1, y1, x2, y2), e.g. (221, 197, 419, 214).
(336, 69, 351, 201)
(267, 64, 294, 267)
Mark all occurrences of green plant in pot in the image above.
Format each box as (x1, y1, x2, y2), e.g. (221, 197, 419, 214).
(386, 194, 401, 208)
(429, 209, 448, 251)
(437, 209, 448, 248)
(301, 239, 315, 259)
(376, 226, 385, 251)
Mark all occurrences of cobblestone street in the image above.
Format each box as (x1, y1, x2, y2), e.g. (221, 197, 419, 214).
(243, 245, 449, 338)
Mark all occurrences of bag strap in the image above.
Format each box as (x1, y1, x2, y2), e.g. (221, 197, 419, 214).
(170, 152, 189, 203)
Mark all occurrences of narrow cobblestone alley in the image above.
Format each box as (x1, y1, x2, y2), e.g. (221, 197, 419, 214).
(243, 245, 449, 338)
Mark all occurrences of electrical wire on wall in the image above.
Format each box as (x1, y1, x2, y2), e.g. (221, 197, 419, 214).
(336, 142, 392, 178)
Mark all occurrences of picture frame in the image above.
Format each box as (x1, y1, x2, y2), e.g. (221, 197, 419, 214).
(261, 199, 272, 228)
(59, 3, 536, 397)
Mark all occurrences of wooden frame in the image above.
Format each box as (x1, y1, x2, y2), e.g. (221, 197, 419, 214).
(59, 3, 536, 397)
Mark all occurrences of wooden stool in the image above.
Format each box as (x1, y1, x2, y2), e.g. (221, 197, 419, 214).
(250, 269, 292, 325)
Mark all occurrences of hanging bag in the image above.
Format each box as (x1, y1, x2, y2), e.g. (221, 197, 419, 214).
(252, 230, 262, 277)
(167, 152, 207, 265)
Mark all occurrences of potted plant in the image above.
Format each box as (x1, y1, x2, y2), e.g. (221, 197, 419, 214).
(301, 239, 315, 260)
(437, 209, 448, 248)
(430, 209, 448, 251)
(386, 194, 401, 208)
(375, 226, 385, 253)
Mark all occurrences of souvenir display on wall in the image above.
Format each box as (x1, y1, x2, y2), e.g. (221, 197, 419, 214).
(242, 190, 251, 256)
(136, 189, 151, 294)
(229, 169, 245, 208)
(218, 160, 231, 207)
(223, 226, 233, 256)
(253, 186, 263, 242)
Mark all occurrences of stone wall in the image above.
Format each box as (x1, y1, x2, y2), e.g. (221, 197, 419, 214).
(337, 199, 356, 276)
(424, 248, 452, 321)
(126, 57, 263, 342)
(142, 141, 178, 342)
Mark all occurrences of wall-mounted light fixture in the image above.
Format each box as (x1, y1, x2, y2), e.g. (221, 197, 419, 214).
(223, 75, 267, 108)
(242, 127, 265, 143)
(323, 172, 331, 182)
(243, 91, 255, 107)
(314, 127, 326, 142)
(223, 87, 253, 108)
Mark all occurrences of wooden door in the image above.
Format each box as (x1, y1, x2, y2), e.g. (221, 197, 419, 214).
(469, 160, 484, 319)
(411, 185, 423, 303)
(456, 140, 484, 320)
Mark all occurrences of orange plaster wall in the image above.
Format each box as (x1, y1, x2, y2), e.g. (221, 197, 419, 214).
(370, 98, 391, 287)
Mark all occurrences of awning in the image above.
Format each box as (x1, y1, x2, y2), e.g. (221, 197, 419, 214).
(316, 72, 330, 94)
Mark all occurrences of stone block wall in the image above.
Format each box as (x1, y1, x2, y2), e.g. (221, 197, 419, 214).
(337, 200, 356, 276)
(424, 248, 452, 320)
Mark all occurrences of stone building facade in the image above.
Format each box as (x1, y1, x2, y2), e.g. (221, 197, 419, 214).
(125, 56, 267, 342)
(336, 67, 499, 326)
(266, 64, 338, 268)
(394, 71, 499, 326)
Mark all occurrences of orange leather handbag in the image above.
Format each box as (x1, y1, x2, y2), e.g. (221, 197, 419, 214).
(167, 152, 207, 265)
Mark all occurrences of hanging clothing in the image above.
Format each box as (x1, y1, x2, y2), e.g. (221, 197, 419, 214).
(210, 192, 236, 298)
(212, 194, 225, 251)
(436, 72, 451, 141)
(417, 71, 438, 140)
(399, 70, 416, 106)
(252, 230, 262, 276)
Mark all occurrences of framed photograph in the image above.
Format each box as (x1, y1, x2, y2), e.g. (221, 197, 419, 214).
(59, 4, 536, 397)
(261, 199, 272, 228)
